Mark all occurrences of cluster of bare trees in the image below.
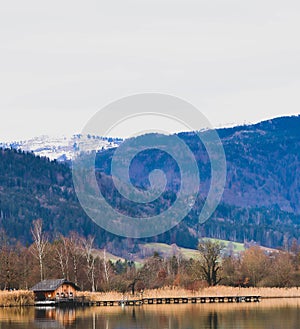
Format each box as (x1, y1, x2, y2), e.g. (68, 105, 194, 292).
(194, 239, 300, 288)
(222, 244, 299, 287)
(0, 220, 115, 291)
(1, 220, 300, 291)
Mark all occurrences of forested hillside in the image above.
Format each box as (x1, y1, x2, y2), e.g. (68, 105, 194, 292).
(1, 115, 300, 250)
(0, 148, 196, 253)
(95, 116, 300, 248)
(0, 148, 98, 243)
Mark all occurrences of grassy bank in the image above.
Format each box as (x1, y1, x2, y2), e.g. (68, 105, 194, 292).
(78, 286, 300, 302)
(0, 290, 34, 307)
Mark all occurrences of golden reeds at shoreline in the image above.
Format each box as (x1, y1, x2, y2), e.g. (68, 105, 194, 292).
(77, 286, 300, 302)
(0, 290, 34, 307)
(1, 286, 300, 307)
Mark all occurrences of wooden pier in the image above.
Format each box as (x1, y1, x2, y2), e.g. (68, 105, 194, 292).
(36, 295, 260, 307)
(59, 296, 261, 306)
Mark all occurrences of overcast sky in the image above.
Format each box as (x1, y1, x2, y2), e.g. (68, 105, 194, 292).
(1, 0, 300, 141)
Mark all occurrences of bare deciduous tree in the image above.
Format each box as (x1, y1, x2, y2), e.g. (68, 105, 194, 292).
(81, 235, 96, 292)
(30, 219, 48, 281)
(103, 248, 110, 285)
(0, 230, 17, 289)
(68, 232, 83, 285)
(198, 240, 224, 286)
(270, 252, 294, 287)
(54, 235, 70, 280)
(240, 246, 270, 286)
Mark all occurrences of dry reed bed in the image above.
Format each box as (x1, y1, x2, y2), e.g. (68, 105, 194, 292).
(75, 298, 300, 317)
(1, 286, 300, 306)
(0, 290, 34, 307)
(79, 286, 300, 301)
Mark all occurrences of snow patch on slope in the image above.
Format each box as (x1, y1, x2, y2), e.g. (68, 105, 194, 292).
(0, 134, 123, 161)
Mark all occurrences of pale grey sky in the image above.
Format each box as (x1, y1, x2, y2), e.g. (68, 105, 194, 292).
(1, 0, 300, 141)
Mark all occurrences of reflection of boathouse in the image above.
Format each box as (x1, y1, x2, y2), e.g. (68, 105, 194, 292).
(35, 308, 76, 328)
(30, 279, 80, 302)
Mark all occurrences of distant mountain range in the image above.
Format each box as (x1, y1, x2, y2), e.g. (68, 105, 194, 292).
(1, 115, 300, 252)
(94, 115, 300, 248)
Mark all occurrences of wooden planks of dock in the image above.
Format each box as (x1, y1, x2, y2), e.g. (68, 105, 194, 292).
(35, 295, 260, 307)
(81, 296, 261, 307)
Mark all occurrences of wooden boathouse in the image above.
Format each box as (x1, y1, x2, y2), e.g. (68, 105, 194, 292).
(30, 279, 80, 304)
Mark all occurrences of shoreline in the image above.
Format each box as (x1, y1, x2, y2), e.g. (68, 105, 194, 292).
(1, 286, 300, 307)
(77, 286, 300, 302)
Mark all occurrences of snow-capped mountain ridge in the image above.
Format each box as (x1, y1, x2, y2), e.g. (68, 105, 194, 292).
(0, 134, 123, 161)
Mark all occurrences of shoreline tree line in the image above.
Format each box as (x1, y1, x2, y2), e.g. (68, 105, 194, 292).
(0, 219, 300, 292)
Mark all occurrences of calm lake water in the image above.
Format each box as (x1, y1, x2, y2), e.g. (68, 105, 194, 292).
(1, 299, 300, 329)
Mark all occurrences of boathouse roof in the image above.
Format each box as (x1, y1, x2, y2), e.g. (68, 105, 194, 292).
(30, 279, 80, 292)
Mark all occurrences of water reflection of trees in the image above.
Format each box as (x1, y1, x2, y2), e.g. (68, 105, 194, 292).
(0, 300, 300, 329)
(67, 300, 300, 329)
